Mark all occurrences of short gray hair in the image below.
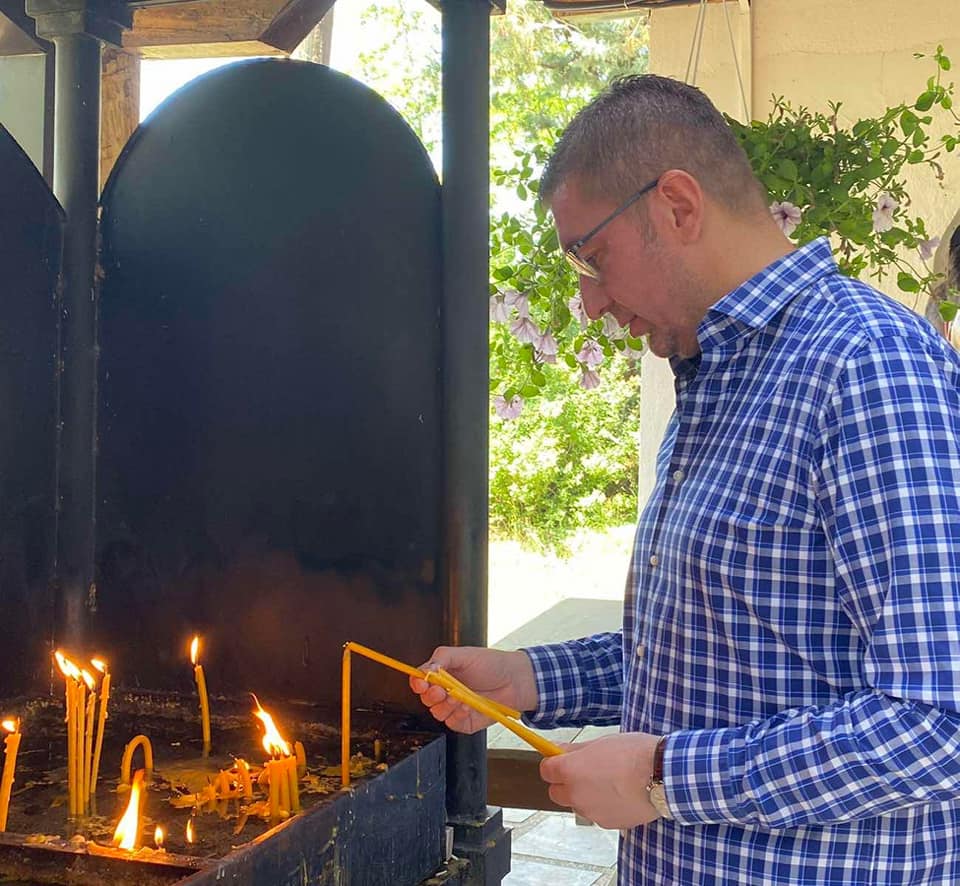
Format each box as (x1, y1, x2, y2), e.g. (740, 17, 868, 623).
(540, 74, 767, 217)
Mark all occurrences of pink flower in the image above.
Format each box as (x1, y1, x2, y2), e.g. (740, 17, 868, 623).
(579, 368, 601, 390)
(537, 330, 559, 364)
(918, 236, 941, 262)
(577, 339, 604, 368)
(622, 342, 645, 361)
(537, 329, 558, 355)
(489, 295, 510, 324)
(770, 201, 802, 237)
(568, 295, 589, 330)
(510, 316, 540, 345)
(503, 289, 530, 318)
(602, 313, 627, 339)
(872, 192, 898, 233)
(493, 394, 523, 419)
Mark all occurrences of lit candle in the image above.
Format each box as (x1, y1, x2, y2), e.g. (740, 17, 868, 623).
(286, 756, 300, 814)
(154, 825, 165, 851)
(0, 719, 21, 831)
(81, 670, 96, 810)
(186, 818, 195, 845)
(54, 651, 82, 816)
(89, 659, 110, 804)
(190, 636, 212, 757)
(252, 697, 297, 822)
(113, 768, 145, 851)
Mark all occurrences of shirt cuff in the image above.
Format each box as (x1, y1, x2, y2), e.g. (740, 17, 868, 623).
(663, 726, 750, 826)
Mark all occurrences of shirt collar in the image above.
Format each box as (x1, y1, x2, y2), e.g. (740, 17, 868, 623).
(695, 237, 839, 359)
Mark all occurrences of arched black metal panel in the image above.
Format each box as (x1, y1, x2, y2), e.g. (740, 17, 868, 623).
(97, 60, 443, 708)
(0, 125, 61, 692)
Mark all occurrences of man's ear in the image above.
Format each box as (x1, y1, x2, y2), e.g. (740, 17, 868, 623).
(654, 170, 704, 243)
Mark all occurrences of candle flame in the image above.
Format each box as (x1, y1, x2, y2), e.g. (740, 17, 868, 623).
(91, 658, 107, 673)
(190, 635, 200, 666)
(54, 650, 82, 681)
(1, 719, 16, 734)
(81, 669, 96, 691)
(252, 696, 291, 757)
(154, 825, 164, 849)
(186, 818, 195, 844)
(113, 769, 145, 850)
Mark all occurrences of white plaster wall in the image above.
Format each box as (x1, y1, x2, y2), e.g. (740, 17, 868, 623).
(0, 55, 45, 173)
(637, 0, 960, 507)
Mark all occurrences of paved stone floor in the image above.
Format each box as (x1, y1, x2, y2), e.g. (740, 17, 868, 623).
(502, 807, 618, 885)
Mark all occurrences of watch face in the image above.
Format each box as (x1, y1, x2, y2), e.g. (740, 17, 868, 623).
(648, 783, 672, 819)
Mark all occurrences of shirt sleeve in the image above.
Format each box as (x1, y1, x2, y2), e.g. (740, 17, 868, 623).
(665, 334, 960, 828)
(521, 632, 624, 728)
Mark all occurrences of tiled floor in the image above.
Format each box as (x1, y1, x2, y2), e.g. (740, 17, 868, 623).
(502, 807, 618, 886)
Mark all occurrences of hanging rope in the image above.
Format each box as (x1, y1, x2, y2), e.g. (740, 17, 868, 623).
(684, 0, 752, 122)
(684, 0, 709, 85)
(722, 0, 751, 120)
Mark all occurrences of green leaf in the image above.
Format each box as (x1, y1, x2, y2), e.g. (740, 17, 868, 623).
(915, 91, 935, 111)
(777, 158, 799, 180)
(941, 301, 959, 323)
(939, 55, 952, 71)
(907, 149, 925, 164)
(897, 272, 921, 293)
(521, 384, 540, 397)
(493, 266, 514, 281)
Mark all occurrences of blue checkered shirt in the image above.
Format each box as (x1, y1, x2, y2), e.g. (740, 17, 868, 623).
(524, 238, 960, 885)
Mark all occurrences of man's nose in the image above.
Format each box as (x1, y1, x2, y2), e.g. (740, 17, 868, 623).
(579, 282, 610, 320)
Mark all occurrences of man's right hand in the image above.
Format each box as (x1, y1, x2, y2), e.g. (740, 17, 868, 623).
(409, 646, 539, 734)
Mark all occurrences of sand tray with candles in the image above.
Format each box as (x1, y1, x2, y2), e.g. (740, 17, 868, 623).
(0, 690, 439, 886)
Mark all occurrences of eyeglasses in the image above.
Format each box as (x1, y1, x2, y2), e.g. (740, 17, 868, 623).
(564, 177, 659, 280)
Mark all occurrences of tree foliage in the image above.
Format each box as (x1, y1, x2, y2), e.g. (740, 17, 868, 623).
(343, 0, 650, 553)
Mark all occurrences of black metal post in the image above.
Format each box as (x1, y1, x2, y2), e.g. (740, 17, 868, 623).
(51, 30, 101, 648)
(441, 0, 510, 883)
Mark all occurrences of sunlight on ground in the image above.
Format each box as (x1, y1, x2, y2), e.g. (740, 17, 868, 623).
(488, 525, 635, 645)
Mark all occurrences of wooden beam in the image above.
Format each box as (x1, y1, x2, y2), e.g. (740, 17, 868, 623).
(100, 45, 139, 189)
(260, 0, 335, 53)
(122, 0, 284, 53)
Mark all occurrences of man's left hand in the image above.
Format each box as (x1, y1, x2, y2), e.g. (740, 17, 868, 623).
(539, 732, 663, 829)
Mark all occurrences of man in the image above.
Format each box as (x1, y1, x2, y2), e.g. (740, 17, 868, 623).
(412, 75, 960, 884)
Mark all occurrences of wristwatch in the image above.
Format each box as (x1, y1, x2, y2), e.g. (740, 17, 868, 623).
(646, 734, 673, 820)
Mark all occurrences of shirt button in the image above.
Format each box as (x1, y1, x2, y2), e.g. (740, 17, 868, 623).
(672, 469, 684, 482)
(649, 554, 659, 567)
(555, 709, 566, 717)
(636, 644, 646, 658)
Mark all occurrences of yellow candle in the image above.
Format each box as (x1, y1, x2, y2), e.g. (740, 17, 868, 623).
(294, 740, 306, 778)
(120, 734, 154, 786)
(190, 636, 211, 757)
(81, 671, 96, 811)
(278, 758, 291, 815)
(0, 719, 22, 831)
(267, 760, 281, 821)
(235, 758, 253, 799)
(339, 641, 564, 788)
(89, 662, 110, 802)
(287, 756, 300, 813)
(341, 645, 351, 787)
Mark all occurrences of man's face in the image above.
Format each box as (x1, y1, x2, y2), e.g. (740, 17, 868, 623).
(551, 177, 704, 360)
